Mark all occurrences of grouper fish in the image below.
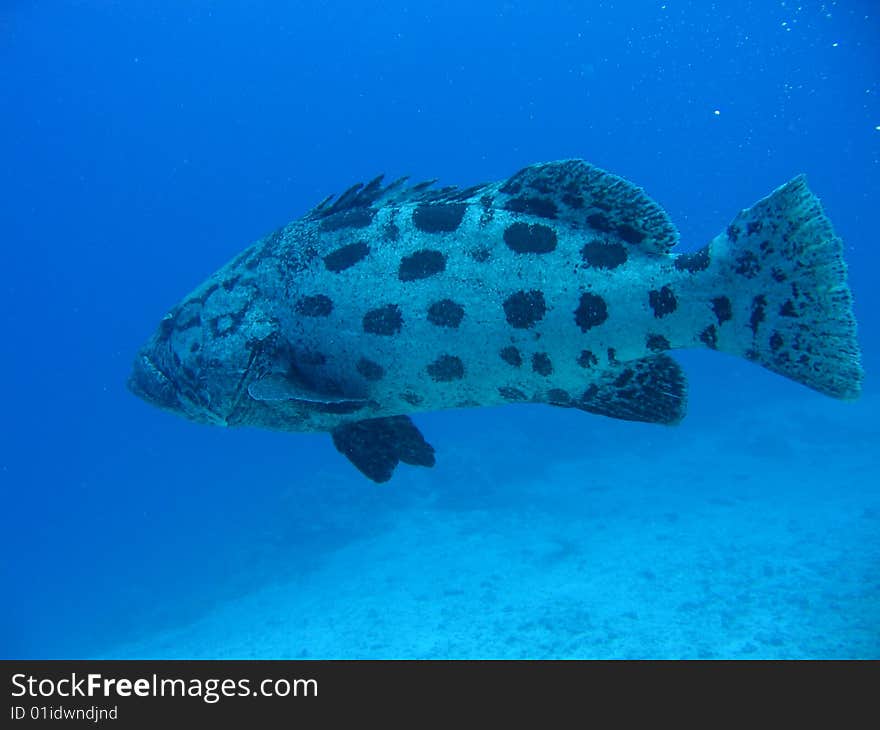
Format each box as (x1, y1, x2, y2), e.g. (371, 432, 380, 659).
(129, 160, 863, 482)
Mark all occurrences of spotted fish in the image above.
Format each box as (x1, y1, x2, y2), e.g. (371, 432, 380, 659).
(129, 160, 863, 482)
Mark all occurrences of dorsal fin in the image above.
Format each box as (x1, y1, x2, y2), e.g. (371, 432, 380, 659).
(494, 160, 678, 254)
(301, 160, 678, 255)
(302, 175, 489, 222)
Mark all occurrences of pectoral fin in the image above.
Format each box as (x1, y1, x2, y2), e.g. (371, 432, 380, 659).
(248, 372, 368, 413)
(331, 415, 436, 483)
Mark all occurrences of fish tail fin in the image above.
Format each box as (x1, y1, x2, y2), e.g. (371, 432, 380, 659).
(707, 176, 862, 399)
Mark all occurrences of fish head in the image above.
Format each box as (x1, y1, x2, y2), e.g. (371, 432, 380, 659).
(128, 277, 278, 426)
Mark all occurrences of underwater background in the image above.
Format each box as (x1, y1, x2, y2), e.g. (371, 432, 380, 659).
(1, 0, 878, 659)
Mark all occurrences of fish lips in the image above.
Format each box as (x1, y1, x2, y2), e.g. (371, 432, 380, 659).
(128, 351, 179, 410)
(127, 351, 225, 426)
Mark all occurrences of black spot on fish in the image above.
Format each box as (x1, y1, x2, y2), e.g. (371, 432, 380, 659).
(412, 203, 467, 233)
(401, 391, 423, 406)
(779, 300, 798, 317)
(616, 223, 645, 244)
(427, 354, 464, 382)
(614, 369, 634, 387)
(499, 386, 527, 401)
(427, 299, 465, 328)
(749, 295, 767, 335)
(562, 193, 584, 209)
(735, 251, 760, 278)
(209, 308, 248, 338)
(193, 283, 219, 306)
(399, 249, 447, 281)
(320, 208, 374, 232)
(711, 296, 732, 325)
(575, 292, 609, 331)
(295, 294, 333, 317)
(242, 248, 265, 271)
(771, 267, 787, 282)
(727, 224, 741, 242)
(504, 196, 558, 219)
(532, 352, 553, 376)
(581, 241, 628, 270)
(577, 350, 598, 368)
(356, 357, 385, 381)
(547, 389, 571, 406)
(699, 324, 718, 349)
(503, 222, 557, 254)
(769, 332, 784, 352)
(674, 247, 710, 273)
(525, 175, 553, 195)
(649, 286, 677, 318)
(363, 304, 403, 336)
(170, 305, 201, 332)
(500, 346, 523, 367)
(324, 241, 371, 273)
(503, 290, 547, 329)
(189, 342, 200, 353)
(587, 213, 612, 232)
(747, 220, 763, 236)
(646, 334, 670, 352)
(607, 348, 617, 364)
(222, 275, 240, 292)
(499, 179, 522, 195)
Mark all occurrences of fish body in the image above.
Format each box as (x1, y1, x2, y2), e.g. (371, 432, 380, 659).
(129, 160, 863, 481)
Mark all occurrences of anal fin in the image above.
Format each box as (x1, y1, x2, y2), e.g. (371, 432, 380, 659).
(331, 415, 436, 483)
(575, 354, 687, 425)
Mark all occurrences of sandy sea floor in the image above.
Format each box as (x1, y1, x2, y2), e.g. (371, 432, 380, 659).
(104, 386, 880, 660)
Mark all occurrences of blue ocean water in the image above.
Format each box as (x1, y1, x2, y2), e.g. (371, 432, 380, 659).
(1, 0, 878, 659)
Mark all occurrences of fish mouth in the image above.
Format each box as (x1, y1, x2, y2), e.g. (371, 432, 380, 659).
(127, 352, 226, 425)
(127, 352, 181, 412)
